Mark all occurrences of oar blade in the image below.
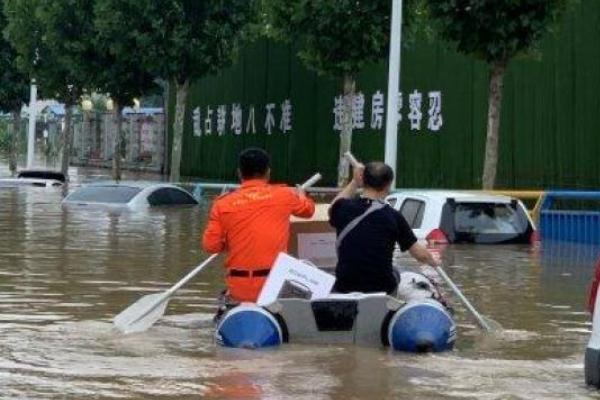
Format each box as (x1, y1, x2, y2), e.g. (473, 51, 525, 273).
(113, 292, 169, 334)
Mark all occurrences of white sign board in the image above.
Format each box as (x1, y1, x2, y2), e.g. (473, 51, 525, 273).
(257, 253, 336, 307)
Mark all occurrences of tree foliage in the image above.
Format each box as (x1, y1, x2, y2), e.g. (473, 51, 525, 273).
(265, 0, 422, 77)
(427, 0, 570, 64)
(425, 0, 571, 189)
(5, 0, 94, 105)
(0, 0, 28, 114)
(93, 1, 158, 107)
(97, 0, 260, 86)
(95, 0, 260, 181)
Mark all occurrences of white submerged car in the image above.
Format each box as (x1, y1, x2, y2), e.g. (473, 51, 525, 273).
(62, 182, 199, 211)
(0, 170, 66, 188)
(385, 190, 537, 245)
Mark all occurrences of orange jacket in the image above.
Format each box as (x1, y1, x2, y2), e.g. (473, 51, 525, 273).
(202, 179, 315, 302)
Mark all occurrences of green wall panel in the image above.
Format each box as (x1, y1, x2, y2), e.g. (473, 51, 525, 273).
(175, 0, 600, 189)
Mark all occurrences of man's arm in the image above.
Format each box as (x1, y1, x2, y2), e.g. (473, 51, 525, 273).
(330, 162, 364, 212)
(290, 189, 315, 218)
(408, 242, 441, 268)
(202, 203, 225, 253)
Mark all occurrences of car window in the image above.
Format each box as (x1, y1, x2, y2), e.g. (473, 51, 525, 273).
(387, 197, 398, 209)
(441, 201, 531, 244)
(67, 186, 142, 203)
(400, 198, 425, 229)
(168, 188, 198, 205)
(148, 188, 197, 206)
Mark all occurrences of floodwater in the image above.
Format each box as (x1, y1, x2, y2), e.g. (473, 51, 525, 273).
(1, 165, 600, 399)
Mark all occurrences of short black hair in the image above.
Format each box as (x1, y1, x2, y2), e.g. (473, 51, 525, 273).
(363, 162, 394, 190)
(239, 148, 270, 179)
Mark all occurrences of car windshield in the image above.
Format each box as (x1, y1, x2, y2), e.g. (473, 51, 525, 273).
(66, 186, 142, 204)
(442, 201, 531, 244)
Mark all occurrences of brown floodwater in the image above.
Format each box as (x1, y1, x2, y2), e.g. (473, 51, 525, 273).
(1, 164, 600, 399)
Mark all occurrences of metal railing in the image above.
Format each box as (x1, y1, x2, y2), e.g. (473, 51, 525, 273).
(539, 191, 600, 245)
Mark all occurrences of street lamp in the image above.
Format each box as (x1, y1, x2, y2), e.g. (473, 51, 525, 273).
(384, 0, 403, 189)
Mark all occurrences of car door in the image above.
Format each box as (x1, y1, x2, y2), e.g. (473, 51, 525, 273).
(398, 196, 428, 240)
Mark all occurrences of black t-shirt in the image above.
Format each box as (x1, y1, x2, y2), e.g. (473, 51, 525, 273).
(329, 197, 417, 294)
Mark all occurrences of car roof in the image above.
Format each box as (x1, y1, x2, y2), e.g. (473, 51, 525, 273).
(390, 189, 514, 203)
(0, 177, 63, 186)
(81, 181, 181, 190)
(17, 169, 66, 182)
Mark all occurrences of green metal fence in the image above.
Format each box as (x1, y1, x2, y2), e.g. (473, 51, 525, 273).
(172, 0, 600, 189)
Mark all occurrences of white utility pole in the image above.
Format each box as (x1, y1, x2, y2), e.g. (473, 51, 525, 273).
(26, 80, 37, 169)
(384, 0, 403, 189)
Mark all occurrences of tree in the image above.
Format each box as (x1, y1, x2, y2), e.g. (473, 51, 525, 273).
(0, 0, 29, 174)
(93, 0, 159, 181)
(5, 0, 96, 177)
(96, 0, 260, 182)
(426, 0, 570, 189)
(266, 0, 420, 186)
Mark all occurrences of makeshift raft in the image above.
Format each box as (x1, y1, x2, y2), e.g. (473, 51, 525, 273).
(215, 271, 456, 353)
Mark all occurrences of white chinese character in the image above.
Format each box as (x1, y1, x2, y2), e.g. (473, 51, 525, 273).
(265, 103, 276, 135)
(216, 105, 227, 136)
(193, 107, 202, 137)
(246, 105, 256, 134)
(279, 99, 292, 133)
(397, 92, 403, 123)
(408, 90, 423, 131)
(370, 90, 385, 130)
(333, 95, 344, 132)
(427, 91, 443, 132)
(352, 92, 365, 129)
(231, 103, 242, 135)
(204, 106, 213, 135)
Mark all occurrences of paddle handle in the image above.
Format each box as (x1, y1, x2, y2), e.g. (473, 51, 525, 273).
(344, 152, 361, 168)
(167, 253, 220, 296)
(435, 266, 491, 331)
(299, 173, 322, 190)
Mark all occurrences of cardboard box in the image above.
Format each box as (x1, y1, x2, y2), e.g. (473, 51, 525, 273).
(288, 204, 337, 269)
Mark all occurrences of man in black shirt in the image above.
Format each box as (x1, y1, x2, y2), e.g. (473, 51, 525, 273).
(329, 161, 439, 294)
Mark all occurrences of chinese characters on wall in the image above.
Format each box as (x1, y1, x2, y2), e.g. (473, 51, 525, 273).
(333, 90, 443, 133)
(192, 89, 443, 137)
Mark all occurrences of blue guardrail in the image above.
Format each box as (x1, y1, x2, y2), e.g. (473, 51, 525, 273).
(539, 191, 600, 245)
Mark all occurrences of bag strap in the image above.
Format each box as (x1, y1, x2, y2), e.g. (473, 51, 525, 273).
(336, 200, 386, 252)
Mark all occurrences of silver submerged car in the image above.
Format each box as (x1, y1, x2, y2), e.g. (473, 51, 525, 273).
(62, 182, 199, 210)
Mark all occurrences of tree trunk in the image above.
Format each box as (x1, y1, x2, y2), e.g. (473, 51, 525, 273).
(8, 110, 20, 175)
(112, 102, 122, 181)
(337, 74, 355, 187)
(60, 105, 73, 178)
(170, 79, 189, 182)
(482, 61, 507, 190)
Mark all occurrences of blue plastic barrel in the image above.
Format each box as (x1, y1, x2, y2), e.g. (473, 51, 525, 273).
(216, 305, 283, 349)
(387, 300, 456, 353)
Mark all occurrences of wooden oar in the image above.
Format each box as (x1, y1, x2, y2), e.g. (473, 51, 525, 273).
(113, 253, 220, 334)
(113, 173, 322, 334)
(434, 266, 492, 331)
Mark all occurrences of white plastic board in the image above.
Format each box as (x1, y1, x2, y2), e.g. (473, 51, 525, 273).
(257, 252, 336, 307)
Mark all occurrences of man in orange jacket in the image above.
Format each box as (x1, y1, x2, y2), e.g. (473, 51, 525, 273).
(202, 148, 315, 303)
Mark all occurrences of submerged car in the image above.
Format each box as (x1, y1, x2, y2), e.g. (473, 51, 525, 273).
(62, 182, 198, 210)
(0, 170, 65, 188)
(385, 190, 536, 245)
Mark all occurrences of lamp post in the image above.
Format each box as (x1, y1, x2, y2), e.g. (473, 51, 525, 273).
(384, 0, 403, 189)
(26, 80, 37, 169)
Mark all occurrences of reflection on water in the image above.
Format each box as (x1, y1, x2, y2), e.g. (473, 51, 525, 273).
(1, 166, 599, 399)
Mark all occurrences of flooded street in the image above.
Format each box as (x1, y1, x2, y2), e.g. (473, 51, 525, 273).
(1, 166, 600, 399)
